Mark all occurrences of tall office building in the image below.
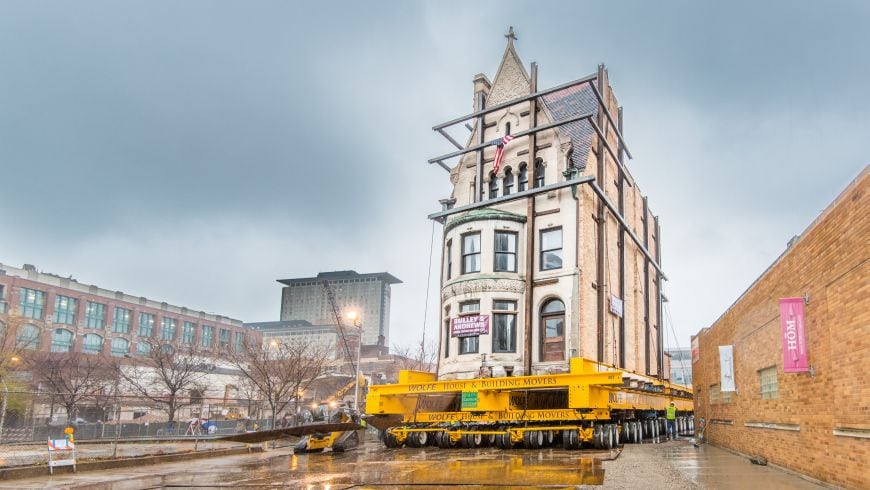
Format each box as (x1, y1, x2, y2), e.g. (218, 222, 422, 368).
(278, 271, 401, 347)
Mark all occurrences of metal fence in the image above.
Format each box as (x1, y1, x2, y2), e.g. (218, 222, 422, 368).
(0, 391, 298, 468)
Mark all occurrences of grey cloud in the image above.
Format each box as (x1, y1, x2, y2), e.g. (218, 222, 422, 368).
(0, 0, 867, 350)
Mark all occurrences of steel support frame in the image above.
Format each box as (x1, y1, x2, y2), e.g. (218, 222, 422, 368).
(427, 176, 665, 277)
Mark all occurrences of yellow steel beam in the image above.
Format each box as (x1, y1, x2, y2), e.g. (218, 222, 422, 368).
(407, 408, 612, 424)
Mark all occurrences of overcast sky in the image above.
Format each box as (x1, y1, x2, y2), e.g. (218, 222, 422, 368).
(1, 1, 867, 354)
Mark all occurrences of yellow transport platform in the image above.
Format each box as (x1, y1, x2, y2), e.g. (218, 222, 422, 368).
(365, 357, 694, 450)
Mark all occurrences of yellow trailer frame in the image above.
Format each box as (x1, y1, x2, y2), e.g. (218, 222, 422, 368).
(367, 357, 692, 422)
(367, 358, 693, 449)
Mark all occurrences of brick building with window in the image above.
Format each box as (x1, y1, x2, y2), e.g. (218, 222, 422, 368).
(691, 167, 868, 489)
(436, 36, 665, 380)
(0, 263, 255, 358)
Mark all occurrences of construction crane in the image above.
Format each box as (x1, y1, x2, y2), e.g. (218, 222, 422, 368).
(289, 281, 367, 453)
(322, 280, 357, 375)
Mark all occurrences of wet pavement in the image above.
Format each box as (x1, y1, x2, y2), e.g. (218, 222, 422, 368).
(0, 441, 246, 468)
(662, 441, 826, 489)
(0, 437, 830, 489)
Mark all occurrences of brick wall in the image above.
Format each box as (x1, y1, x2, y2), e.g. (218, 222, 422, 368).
(693, 166, 869, 489)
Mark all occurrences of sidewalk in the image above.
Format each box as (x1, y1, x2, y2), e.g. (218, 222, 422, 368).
(661, 439, 827, 489)
(0, 441, 246, 468)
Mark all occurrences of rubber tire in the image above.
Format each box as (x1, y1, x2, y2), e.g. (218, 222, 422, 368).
(437, 432, 455, 449)
(603, 425, 613, 450)
(562, 430, 574, 449)
(633, 422, 640, 444)
(543, 430, 555, 447)
(484, 433, 497, 447)
(417, 431, 430, 447)
(523, 430, 541, 449)
(384, 431, 400, 448)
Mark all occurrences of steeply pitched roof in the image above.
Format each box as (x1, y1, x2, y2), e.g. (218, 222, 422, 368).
(541, 84, 599, 170)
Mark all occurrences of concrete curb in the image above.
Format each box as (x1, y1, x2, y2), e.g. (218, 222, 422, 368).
(0, 445, 264, 481)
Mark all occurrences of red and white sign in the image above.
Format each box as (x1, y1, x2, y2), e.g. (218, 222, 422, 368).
(779, 297, 809, 373)
(691, 336, 700, 363)
(451, 315, 489, 338)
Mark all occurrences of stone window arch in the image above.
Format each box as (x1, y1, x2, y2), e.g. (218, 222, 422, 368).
(534, 158, 545, 188)
(111, 337, 130, 357)
(83, 333, 103, 354)
(16, 323, 41, 350)
(489, 172, 499, 199)
(502, 167, 514, 196)
(51, 328, 74, 352)
(518, 162, 528, 191)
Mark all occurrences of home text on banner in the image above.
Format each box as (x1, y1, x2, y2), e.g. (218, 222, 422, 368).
(451, 315, 490, 337)
(779, 297, 809, 372)
(719, 345, 735, 392)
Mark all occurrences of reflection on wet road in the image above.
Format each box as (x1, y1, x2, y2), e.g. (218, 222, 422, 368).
(222, 442, 611, 488)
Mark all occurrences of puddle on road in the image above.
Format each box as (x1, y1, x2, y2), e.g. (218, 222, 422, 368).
(152, 443, 610, 488)
(278, 448, 606, 487)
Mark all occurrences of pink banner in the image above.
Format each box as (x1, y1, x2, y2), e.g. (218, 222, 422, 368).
(451, 315, 489, 337)
(779, 297, 809, 373)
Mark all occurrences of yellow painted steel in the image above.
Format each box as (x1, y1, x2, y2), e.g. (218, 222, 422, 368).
(366, 357, 693, 423)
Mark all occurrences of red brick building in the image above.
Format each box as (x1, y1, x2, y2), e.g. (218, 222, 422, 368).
(692, 166, 868, 489)
(0, 263, 256, 357)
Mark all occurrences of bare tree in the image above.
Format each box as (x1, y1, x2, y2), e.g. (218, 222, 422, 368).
(227, 338, 331, 429)
(116, 340, 213, 425)
(27, 352, 117, 423)
(391, 339, 438, 373)
(236, 377, 263, 420)
(0, 314, 34, 374)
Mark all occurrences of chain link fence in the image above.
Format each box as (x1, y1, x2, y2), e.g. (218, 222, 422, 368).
(0, 391, 295, 468)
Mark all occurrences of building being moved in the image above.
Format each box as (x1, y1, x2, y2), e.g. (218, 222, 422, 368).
(432, 32, 667, 380)
(692, 167, 869, 489)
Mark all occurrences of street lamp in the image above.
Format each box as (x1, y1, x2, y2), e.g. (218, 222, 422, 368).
(345, 311, 363, 412)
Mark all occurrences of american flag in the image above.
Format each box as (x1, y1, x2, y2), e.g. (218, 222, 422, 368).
(491, 134, 514, 174)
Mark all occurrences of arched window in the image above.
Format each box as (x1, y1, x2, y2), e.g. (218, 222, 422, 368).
(83, 333, 103, 354)
(518, 162, 528, 192)
(17, 324, 41, 350)
(489, 172, 499, 199)
(137, 341, 152, 356)
(111, 338, 130, 357)
(534, 158, 545, 188)
(51, 328, 74, 353)
(502, 167, 514, 196)
(540, 299, 565, 362)
(505, 122, 511, 135)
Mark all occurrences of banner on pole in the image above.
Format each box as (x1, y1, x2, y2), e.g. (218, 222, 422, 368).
(691, 336, 700, 363)
(719, 345, 735, 392)
(779, 297, 809, 373)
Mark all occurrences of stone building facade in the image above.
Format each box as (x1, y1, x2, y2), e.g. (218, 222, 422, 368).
(436, 37, 665, 380)
(692, 167, 868, 489)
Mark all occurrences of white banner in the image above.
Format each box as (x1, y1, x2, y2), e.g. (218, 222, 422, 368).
(719, 345, 735, 392)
